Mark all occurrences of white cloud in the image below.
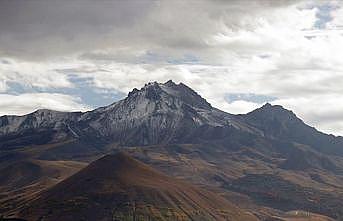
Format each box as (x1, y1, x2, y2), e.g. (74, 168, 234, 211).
(326, 3, 343, 30)
(0, 58, 73, 90)
(0, 80, 7, 92)
(213, 99, 261, 115)
(0, 93, 90, 116)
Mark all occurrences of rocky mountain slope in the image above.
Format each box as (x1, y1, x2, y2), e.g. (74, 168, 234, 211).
(0, 80, 258, 149)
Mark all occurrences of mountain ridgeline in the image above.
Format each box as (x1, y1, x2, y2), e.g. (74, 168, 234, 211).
(1, 80, 341, 154)
(0, 80, 251, 148)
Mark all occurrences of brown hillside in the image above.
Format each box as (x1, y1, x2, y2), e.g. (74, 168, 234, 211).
(18, 152, 258, 221)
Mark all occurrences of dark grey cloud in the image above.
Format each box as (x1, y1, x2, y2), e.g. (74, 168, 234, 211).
(0, 0, 305, 60)
(0, 0, 154, 58)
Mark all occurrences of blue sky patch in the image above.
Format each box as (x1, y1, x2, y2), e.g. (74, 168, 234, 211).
(225, 93, 277, 104)
(5, 75, 125, 109)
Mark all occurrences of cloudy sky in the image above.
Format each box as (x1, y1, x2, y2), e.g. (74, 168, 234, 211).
(0, 0, 343, 135)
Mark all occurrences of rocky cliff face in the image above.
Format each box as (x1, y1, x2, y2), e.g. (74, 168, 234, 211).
(80, 81, 212, 145)
(80, 80, 256, 145)
(0, 109, 80, 135)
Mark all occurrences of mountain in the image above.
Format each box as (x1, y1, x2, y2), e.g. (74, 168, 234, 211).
(0, 110, 81, 150)
(0, 80, 343, 220)
(0, 80, 258, 150)
(17, 152, 258, 221)
(2, 81, 342, 155)
(242, 103, 343, 156)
